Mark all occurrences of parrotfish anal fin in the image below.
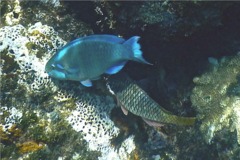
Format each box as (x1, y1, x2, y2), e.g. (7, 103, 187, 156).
(80, 79, 93, 87)
(142, 118, 164, 127)
(121, 106, 128, 115)
(105, 61, 127, 74)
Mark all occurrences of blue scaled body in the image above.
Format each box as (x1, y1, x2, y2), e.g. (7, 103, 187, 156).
(45, 34, 151, 87)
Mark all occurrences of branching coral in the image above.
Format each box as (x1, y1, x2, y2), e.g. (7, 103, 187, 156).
(191, 56, 240, 144)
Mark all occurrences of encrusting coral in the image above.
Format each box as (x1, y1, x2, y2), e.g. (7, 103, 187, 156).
(17, 141, 45, 154)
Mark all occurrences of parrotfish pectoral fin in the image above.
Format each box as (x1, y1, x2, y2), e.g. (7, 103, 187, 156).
(80, 79, 93, 87)
(124, 36, 152, 65)
(105, 61, 127, 74)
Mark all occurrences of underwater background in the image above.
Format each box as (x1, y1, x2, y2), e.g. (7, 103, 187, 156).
(1, 1, 240, 159)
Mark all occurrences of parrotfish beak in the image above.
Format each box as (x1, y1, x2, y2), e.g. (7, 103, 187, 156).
(47, 70, 66, 80)
(45, 61, 66, 80)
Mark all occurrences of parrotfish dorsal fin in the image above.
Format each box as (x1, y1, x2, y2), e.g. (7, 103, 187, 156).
(82, 34, 125, 43)
(62, 35, 125, 52)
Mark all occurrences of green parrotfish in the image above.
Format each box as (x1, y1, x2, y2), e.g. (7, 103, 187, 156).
(107, 73, 196, 126)
(45, 34, 151, 87)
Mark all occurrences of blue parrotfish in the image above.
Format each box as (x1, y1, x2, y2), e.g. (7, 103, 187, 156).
(45, 34, 151, 87)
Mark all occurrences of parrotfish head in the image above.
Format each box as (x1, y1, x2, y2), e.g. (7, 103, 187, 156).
(45, 55, 67, 80)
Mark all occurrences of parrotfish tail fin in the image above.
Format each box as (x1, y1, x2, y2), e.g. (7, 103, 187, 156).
(173, 116, 196, 126)
(124, 36, 152, 65)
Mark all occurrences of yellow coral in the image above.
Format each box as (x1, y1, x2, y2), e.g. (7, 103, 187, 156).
(0, 126, 9, 141)
(17, 141, 45, 154)
(8, 124, 22, 138)
(0, 124, 22, 143)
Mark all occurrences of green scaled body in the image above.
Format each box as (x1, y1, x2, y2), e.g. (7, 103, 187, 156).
(107, 73, 195, 126)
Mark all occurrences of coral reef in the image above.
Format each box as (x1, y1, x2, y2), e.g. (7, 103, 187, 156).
(0, 2, 145, 157)
(89, 1, 235, 40)
(39, 0, 61, 7)
(17, 141, 45, 154)
(188, 56, 240, 159)
(0, 21, 138, 159)
(0, 0, 93, 40)
(191, 56, 240, 144)
(0, 0, 22, 26)
(67, 92, 136, 160)
(130, 1, 227, 37)
(1, 1, 240, 159)
(0, 124, 22, 144)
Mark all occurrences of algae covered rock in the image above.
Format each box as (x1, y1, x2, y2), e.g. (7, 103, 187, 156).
(109, 1, 234, 40)
(0, 0, 22, 26)
(191, 56, 240, 145)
